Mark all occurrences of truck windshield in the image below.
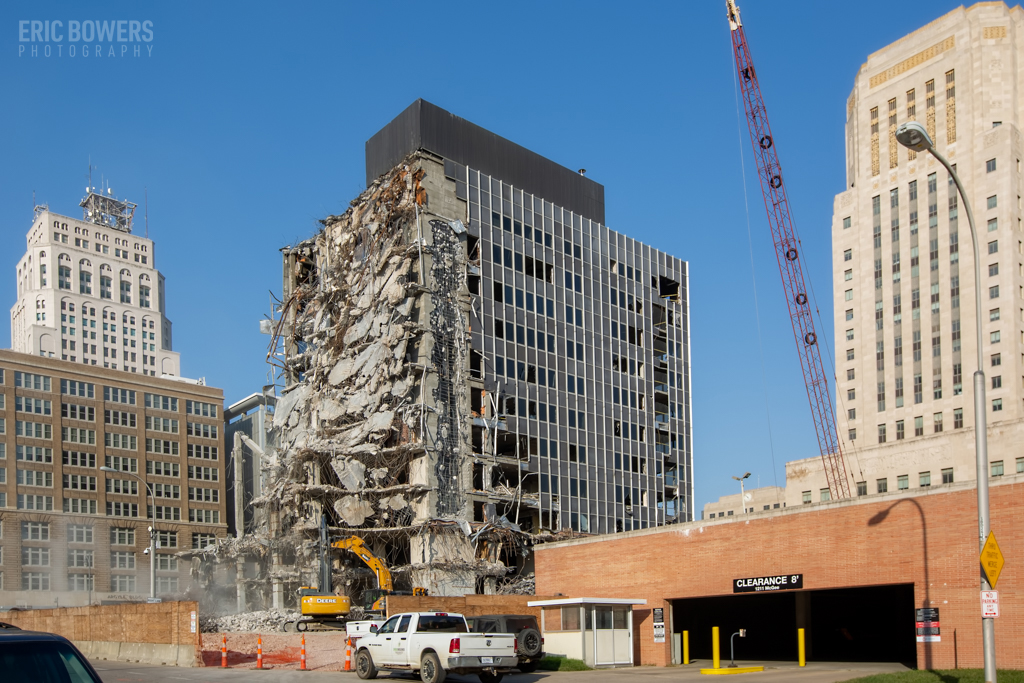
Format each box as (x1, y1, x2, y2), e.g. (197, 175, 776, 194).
(416, 616, 466, 632)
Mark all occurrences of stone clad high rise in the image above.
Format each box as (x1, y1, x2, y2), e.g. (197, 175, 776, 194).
(11, 188, 180, 377)
(787, 2, 1024, 503)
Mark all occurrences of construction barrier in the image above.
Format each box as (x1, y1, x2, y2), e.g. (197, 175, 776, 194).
(300, 634, 307, 671)
(221, 634, 228, 668)
(256, 635, 264, 670)
(344, 637, 352, 671)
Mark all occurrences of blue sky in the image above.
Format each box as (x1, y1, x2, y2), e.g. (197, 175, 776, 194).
(0, 1, 968, 512)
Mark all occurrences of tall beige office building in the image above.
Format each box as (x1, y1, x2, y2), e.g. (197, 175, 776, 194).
(11, 188, 180, 377)
(788, 2, 1024, 504)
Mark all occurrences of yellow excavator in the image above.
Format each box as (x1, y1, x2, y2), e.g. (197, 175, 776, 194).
(294, 516, 426, 631)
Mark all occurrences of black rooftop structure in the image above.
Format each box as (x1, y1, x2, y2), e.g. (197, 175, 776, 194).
(365, 99, 605, 224)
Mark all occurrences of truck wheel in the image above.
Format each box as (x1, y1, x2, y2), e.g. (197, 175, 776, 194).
(518, 660, 539, 673)
(420, 652, 446, 683)
(517, 627, 543, 658)
(479, 673, 504, 683)
(355, 649, 378, 680)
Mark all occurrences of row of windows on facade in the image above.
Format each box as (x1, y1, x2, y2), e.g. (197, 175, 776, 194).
(842, 248, 1001, 324)
(5, 495, 221, 521)
(484, 431, 681, 476)
(706, 502, 786, 519)
(9, 423, 218, 456)
(534, 473, 671, 511)
(482, 221, 683, 310)
(474, 182, 652, 275)
(843, 360, 1009, 418)
(532, 509, 672, 535)
(847, 410, 962, 442)
(868, 71, 956, 177)
(3, 469, 217, 502)
(10, 399, 218, 437)
(0, 447, 218, 478)
(486, 206, 670, 287)
(19, 522, 183, 546)
(17, 547, 180, 571)
(471, 182, 680, 295)
(37, 301, 158, 338)
(489, 243, 680, 319)
(16, 574, 179, 593)
(51, 220, 149, 255)
(50, 258, 152, 307)
(803, 458, 1024, 503)
(52, 303, 162, 371)
(7, 373, 218, 417)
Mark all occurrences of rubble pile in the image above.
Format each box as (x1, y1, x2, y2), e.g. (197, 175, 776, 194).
(496, 572, 536, 596)
(200, 609, 300, 633)
(190, 154, 537, 607)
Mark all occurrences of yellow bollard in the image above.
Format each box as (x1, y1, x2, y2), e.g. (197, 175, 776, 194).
(683, 630, 690, 665)
(798, 628, 806, 667)
(712, 626, 720, 669)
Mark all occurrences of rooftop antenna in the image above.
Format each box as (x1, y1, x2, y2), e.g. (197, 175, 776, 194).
(145, 187, 149, 238)
(88, 157, 93, 191)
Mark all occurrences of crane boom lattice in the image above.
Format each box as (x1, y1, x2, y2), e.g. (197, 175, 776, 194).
(726, 0, 851, 499)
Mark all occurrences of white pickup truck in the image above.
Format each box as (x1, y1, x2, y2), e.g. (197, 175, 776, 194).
(354, 611, 518, 683)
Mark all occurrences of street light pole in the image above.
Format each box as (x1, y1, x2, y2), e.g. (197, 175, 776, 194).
(100, 466, 159, 602)
(732, 472, 751, 515)
(896, 121, 995, 681)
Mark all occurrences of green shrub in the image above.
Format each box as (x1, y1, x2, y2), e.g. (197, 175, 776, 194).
(537, 656, 591, 671)
(844, 671, 1024, 683)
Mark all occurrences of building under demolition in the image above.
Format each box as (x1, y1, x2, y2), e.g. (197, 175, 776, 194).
(202, 101, 693, 611)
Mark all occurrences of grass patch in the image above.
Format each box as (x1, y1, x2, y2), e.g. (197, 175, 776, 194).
(537, 656, 591, 671)
(843, 671, 1024, 683)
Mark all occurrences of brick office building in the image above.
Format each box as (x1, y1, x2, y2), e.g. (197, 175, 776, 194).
(535, 477, 1023, 670)
(0, 350, 226, 607)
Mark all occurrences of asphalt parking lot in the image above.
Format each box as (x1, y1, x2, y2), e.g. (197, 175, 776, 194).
(92, 659, 910, 683)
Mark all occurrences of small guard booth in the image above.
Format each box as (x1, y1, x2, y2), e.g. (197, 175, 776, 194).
(528, 597, 646, 667)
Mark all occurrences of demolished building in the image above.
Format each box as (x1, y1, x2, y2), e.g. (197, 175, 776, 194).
(194, 100, 693, 612)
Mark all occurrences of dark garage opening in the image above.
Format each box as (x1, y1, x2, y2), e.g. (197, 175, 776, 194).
(672, 584, 916, 666)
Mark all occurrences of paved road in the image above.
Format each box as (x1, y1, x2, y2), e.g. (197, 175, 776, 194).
(92, 659, 910, 683)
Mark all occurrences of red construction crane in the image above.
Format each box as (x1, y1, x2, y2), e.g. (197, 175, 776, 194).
(726, 0, 851, 499)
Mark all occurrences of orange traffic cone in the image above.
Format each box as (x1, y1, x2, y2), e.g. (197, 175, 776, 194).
(300, 634, 307, 671)
(344, 637, 352, 671)
(221, 634, 228, 668)
(256, 634, 264, 670)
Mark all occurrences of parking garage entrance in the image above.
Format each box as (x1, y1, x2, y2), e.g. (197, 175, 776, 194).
(672, 584, 916, 666)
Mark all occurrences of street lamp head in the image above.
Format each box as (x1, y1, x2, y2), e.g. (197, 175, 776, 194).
(731, 472, 752, 481)
(895, 121, 933, 152)
(99, 466, 117, 473)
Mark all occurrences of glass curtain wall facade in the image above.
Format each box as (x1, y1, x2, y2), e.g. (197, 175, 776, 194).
(456, 161, 693, 533)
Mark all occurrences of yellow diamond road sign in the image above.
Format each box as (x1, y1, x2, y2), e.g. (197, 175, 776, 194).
(981, 531, 1005, 588)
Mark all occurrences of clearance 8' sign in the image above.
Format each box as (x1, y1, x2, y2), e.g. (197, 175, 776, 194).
(734, 574, 803, 593)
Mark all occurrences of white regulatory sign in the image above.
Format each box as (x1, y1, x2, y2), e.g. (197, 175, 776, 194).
(981, 591, 999, 618)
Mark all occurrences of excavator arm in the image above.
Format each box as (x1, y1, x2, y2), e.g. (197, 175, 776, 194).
(330, 537, 393, 591)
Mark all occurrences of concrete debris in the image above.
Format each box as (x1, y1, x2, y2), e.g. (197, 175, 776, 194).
(190, 154, 538, 615)
(331, 457, 366, 491)
(335, 496, 375, 526)
(497, 573, 536, 596)
(200, 609, 300, 633)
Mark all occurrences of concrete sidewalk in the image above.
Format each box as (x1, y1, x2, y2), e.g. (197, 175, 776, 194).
(92, 659, 910, 683)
